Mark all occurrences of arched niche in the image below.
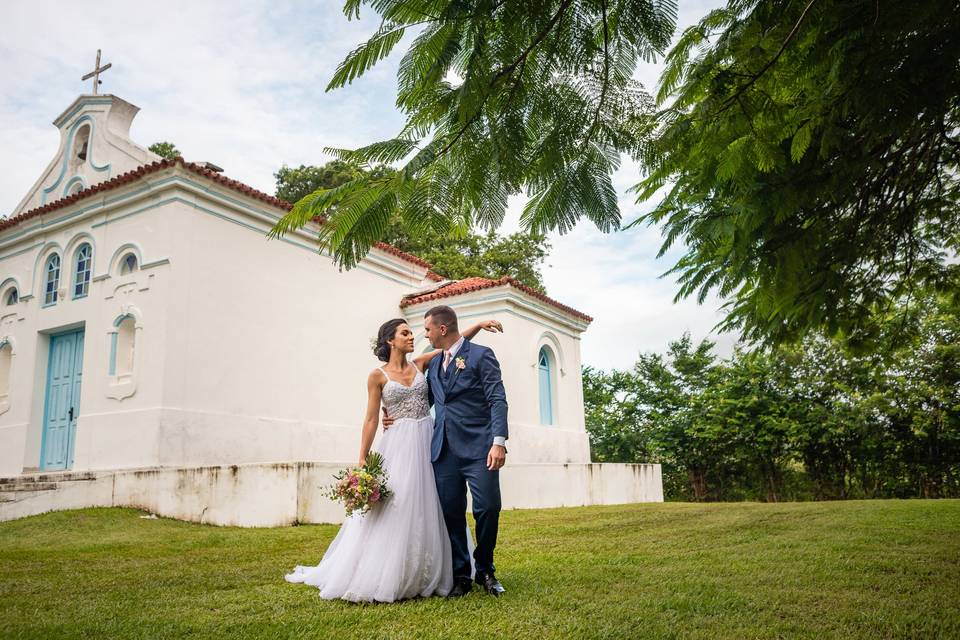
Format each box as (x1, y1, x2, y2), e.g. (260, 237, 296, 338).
(0, 337, 14, 416)
(106, 306, 143, 400)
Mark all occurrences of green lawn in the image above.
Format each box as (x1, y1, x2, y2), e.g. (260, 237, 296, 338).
(1, 501, 958, 639)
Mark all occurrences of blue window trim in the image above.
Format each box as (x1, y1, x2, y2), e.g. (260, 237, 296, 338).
(538, 347, 554, 425)
(72, 243, 92, 299)
(42, 254, 61, 307)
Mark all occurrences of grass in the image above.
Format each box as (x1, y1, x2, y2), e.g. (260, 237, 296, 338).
(1, 501, 958, 639)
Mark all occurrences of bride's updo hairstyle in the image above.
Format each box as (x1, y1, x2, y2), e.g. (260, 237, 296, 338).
(374, 318, 408, 362)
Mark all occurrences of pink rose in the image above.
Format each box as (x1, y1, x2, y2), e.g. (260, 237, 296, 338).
(370, 488, 381, 502)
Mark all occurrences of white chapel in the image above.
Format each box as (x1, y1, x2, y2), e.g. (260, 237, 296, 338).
(0, 92, 662, 526)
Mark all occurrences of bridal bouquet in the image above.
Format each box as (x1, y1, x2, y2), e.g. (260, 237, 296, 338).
(325, 452, 393, 516)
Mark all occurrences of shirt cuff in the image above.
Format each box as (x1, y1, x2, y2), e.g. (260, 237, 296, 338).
(493, 436, 506, 446)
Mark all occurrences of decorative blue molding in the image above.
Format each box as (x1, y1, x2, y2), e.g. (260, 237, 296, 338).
(5, 174, 423, 290)
(140, 258, 170, 270)
(0, 276, 20, 298)
(53, 97, 114, 128)
(40, 115, 112, 205)
(0, 242, 44, 264)
(105, 242, 143, 277)
(62, 176, 87, 198)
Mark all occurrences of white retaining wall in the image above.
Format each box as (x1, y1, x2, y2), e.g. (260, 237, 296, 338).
(0, 461, 663, 527)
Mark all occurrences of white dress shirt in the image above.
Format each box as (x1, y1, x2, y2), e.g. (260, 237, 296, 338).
(443, 336, 506, 448)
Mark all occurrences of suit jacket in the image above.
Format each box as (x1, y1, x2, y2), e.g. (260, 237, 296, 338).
(428, 338, 509, 462)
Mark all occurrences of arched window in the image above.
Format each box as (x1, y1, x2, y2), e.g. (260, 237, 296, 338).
(120, 253, 138, 275)
(4, 287, 17, 306)
(538, 347, 554, 425)
(110, 315, 136, 377)
(44, 254, 61, 306)
(73, 243, 92, 298)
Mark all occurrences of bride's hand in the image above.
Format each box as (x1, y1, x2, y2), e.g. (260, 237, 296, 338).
(358, 455, 366, 467)
(479, 319, 503, 333)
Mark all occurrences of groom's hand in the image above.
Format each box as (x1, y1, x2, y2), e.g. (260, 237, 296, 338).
(487, 444, 506, 471)
(381, 407, 395, 430)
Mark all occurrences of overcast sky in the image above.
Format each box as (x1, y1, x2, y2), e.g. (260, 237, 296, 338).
(0, 0, 734, 371)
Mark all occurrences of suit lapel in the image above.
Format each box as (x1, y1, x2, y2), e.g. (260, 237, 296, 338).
(430, 352, 444, 401)
(444, 338, 471, 395)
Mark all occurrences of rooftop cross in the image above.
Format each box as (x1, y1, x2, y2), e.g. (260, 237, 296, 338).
(81, 49, 112, 95)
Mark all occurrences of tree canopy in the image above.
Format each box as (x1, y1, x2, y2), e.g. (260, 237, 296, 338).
(584, 295, 960, 501)
(148, 142, 181, 159)
(635, 0, 960, 347)
(270, 0, 960, 347)
(269, 0, 677, 268)
(274, 160, 551, 291)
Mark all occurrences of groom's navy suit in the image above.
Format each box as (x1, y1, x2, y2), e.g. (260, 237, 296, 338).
(428, 338, 508, 580)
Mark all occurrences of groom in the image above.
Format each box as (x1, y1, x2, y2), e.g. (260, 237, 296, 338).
(424, 305, 509, 597)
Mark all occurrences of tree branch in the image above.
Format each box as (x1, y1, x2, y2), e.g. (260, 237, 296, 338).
(715, 0, 820, 114)
(585, 0, 611, 146)
(437, 0, 575, 157)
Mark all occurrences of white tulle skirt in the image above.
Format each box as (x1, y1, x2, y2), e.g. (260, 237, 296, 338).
(285, 415, 454, 602)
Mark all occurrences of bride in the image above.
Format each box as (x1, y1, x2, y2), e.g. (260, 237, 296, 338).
(284, 317, 502, 602)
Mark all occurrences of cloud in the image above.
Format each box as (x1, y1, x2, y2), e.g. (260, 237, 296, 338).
(0, 0, 406, 205)
(0, 0, 735, 372)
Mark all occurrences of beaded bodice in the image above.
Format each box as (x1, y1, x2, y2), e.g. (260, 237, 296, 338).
(381, 367, 431, 420)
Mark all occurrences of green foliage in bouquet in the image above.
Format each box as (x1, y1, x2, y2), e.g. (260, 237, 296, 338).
(325, 452, 393, 516)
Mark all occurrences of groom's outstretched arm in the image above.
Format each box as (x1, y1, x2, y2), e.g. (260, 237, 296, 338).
(478, 348, 509, 442)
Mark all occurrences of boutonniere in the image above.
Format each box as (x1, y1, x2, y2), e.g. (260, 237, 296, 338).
(455, 356, 466, 370)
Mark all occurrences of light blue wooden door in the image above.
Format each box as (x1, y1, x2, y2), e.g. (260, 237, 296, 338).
(41, 330, 84, 470)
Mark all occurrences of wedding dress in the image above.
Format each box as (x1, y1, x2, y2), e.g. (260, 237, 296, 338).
(285, 366, 455, 602)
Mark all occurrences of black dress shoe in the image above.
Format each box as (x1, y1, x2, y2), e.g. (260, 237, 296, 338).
(448, 578, 473, 598)
(475, 571, 505, 596)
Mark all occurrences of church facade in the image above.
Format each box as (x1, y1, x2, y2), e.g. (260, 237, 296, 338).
(0, 94, 662, 525)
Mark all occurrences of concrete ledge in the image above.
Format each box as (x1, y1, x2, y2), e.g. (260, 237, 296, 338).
(0, 461, 663, 527)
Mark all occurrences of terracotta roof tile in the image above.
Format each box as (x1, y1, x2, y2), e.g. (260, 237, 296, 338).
(3, 157, 589, 322)
(424, 270, 446, 282)
(400, 275, 592, 323)
(1, 157, 430, 271)
(1, 157, 290, 235)
(372, 242, 432, 269)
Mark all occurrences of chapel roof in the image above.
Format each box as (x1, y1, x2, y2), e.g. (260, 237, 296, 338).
(0, 156, 431, 271)
(401, 275, 593, 323)
(2, 155, 590, 324)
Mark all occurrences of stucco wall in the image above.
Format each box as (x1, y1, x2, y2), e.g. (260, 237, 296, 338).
(0, 167, 597, 476)
(0, 179, 175, 475)
(0, 462, 664, 527)
(403, 293, 593, 464)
